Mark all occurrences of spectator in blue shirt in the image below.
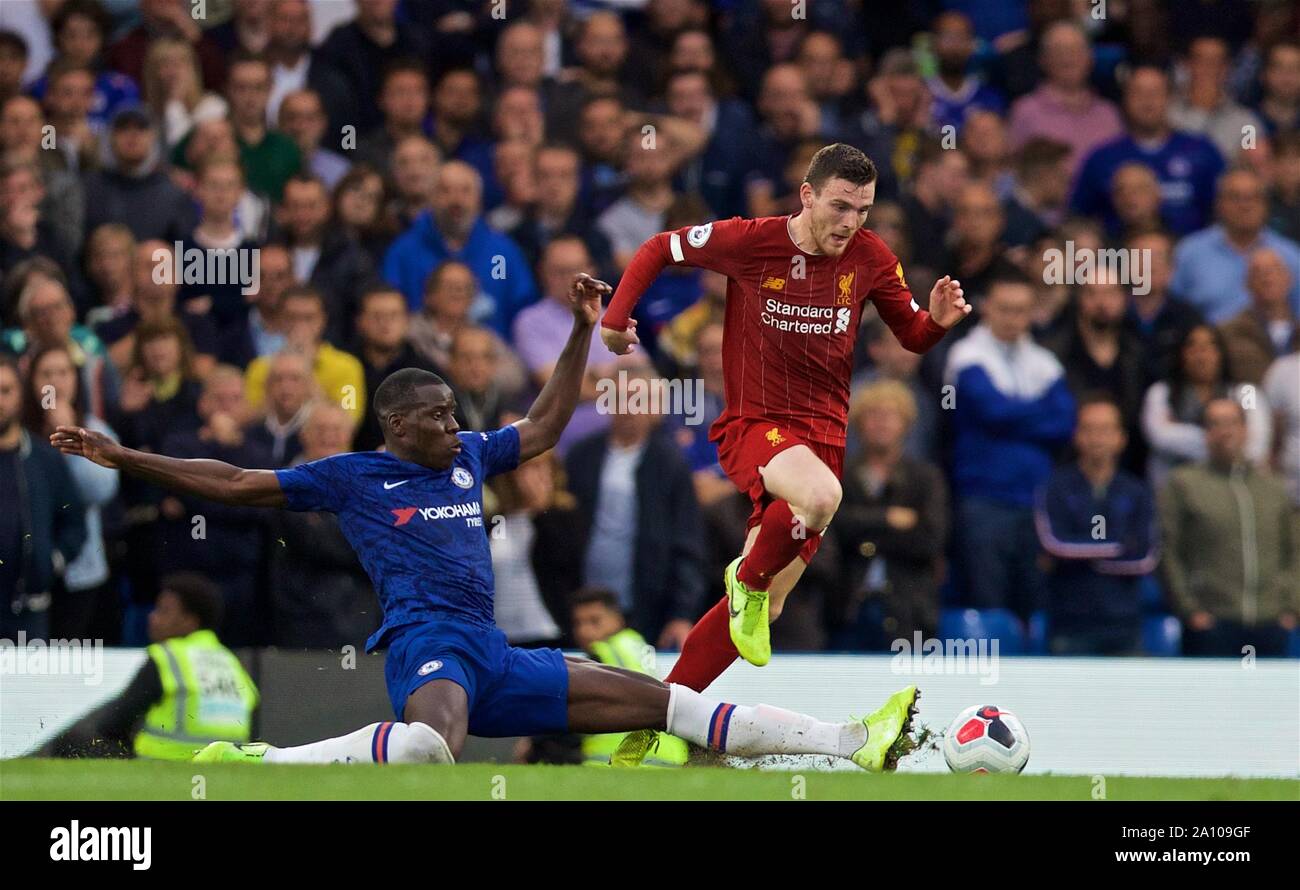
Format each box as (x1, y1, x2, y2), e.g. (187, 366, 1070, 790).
(27, 0, 140, 133)
(1035, 394, 1158, 655)
(1171, 168, 1300, 322)
(383, 160, 537, 339)
(945, 271, 1077, 618)
(926, 11, 1006, 133)
(1072, 66, 1225, 237)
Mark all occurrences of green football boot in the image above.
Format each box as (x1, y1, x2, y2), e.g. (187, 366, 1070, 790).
(192, 741, 271, 764)
(849, 686, 921, 772)
(610, 729, 659, 768)
(725, 557, 771, 666)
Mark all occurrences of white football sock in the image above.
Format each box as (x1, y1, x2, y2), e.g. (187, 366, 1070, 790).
(665, 684, 866, 758)
(263, 722, 453, 764)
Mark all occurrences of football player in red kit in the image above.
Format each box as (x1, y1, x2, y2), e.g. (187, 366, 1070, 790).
(599, 143, 970, 765)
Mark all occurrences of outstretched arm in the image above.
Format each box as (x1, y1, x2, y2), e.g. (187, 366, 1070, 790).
(514, 273, 609, 463)
(49, 425, 286, 508)
(601, 218, 746, 355)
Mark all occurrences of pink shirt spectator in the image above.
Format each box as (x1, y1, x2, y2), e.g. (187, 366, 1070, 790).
(512, 296, 614, 454)
(1007, 85, 1124, 181)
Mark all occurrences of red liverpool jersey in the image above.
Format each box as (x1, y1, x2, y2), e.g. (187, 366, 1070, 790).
(602, 214, 948, 447)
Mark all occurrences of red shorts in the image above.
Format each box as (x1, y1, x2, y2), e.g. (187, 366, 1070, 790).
(711, 418, 845, 563)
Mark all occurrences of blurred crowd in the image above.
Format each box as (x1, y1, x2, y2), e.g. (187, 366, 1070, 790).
(0, 0, 1297, 658)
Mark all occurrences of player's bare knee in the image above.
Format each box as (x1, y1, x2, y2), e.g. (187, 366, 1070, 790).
(397, 722, 456, 764)
(798, 480, 841, 529)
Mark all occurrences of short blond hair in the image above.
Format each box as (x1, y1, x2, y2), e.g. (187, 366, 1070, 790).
(849, 379, 918, 430)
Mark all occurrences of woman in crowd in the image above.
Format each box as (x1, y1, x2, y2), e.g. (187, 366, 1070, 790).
(332, 163, 398, 269)
(109, 316, 202, 452)
(105, 317, 203, 622)
(140, 37, 228, 150)
(21, 343, 120, 640)
(1141, 322, 1272, 489)
(832, 380, 949, 651)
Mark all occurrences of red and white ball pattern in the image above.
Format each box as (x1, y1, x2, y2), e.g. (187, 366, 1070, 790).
(943, 705, 1031, 774)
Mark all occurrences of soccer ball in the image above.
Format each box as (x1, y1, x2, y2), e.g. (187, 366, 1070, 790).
(942, 705, 1030, 774)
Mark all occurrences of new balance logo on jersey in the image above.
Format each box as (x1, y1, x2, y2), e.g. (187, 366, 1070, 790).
(392, 502, 483, 527)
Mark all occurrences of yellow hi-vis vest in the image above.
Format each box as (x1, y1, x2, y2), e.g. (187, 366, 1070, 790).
(582, 628, 689, 767)
(133, 629, 259, 761)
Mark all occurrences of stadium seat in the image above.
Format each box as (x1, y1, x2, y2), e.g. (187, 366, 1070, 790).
(1026, 611, 1049, 655)
(938, 577, 963, 607)
(939, 608, 1026, 656)
(1287, 629, 1300, 659)
(1142, 615, 1183, 657)
(1139, 574, 1166, 612)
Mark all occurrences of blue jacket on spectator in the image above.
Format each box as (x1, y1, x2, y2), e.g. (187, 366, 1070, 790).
(1034, 464, 1159, 635)
(382, 212, 537, 339)
(945, 325, 1076, 506)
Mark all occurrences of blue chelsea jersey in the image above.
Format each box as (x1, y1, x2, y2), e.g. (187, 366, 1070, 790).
(274, 426, 521, 650)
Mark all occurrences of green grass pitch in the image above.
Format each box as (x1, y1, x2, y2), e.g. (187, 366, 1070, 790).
(3, 759, 1296, 801)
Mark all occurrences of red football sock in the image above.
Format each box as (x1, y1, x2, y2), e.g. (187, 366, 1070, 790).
(736, 499, 809, 590)
(664, 597, 736, 692)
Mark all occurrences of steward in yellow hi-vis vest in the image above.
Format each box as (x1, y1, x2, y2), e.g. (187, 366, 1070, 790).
(571, 588, 689, 767)
(35, 573, 259, 760)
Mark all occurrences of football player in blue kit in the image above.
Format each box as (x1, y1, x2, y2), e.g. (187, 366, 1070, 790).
(51, 273, 918, 771)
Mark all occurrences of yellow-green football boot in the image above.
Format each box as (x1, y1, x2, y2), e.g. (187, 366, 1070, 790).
(609, 729, 692, 768)
(610, 729, 665, 768)
(725, 556, 770, 666)
(192, 741, 271, 764)
(850, 686, 921, 772)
